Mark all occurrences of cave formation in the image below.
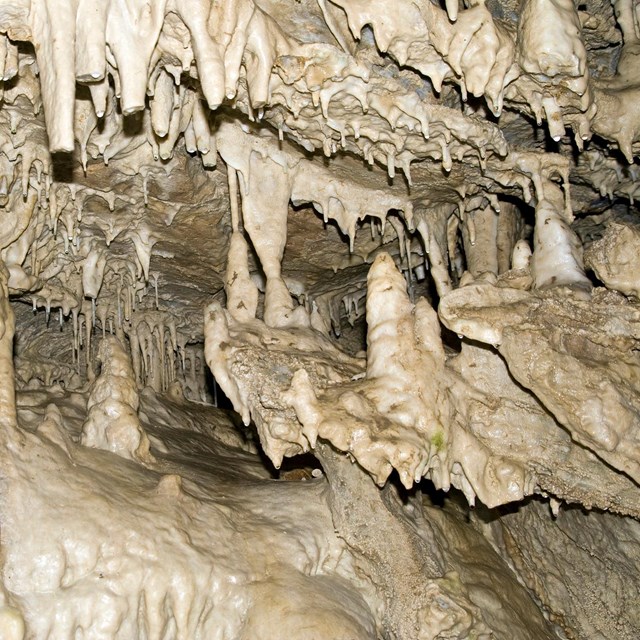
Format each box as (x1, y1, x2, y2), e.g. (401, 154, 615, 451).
(0, 0, 639, 638)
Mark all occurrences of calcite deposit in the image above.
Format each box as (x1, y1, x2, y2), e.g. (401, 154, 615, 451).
(0, 0, 639, 638)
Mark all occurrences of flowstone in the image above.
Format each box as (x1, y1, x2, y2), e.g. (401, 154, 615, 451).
(0, 0, 639, 637)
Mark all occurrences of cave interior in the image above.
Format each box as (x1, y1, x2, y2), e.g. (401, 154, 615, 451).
(0, 0, 639, 638)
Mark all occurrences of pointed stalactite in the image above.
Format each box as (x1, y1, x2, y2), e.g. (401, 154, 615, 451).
(29, 0, 77, 152)
(75, 0, 109, 83)
(173, 0, 225, 109)
(106, 0, 168, 115)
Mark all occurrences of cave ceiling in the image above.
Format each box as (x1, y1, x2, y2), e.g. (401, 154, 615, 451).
(0, 0, 636, 344)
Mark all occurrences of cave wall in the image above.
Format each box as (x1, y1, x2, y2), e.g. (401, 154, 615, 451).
(0, 0, 638, 638)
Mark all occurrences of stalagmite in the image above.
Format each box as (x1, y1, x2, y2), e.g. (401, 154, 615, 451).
(0, 261, 18, 430)
(225, 169, 259, 323)
(461, 206, 499, 278)
(81, 335, 153, 463)
(531, 184, 591, 291)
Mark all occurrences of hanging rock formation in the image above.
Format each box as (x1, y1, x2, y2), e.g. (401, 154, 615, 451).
(0, 0, 638, 638)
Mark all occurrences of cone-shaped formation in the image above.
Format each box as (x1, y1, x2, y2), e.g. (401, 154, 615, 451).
(81, 335, 153, 463)
(205, 247, 640, 517)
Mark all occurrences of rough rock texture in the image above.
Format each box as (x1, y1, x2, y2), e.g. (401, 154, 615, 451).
(80, 334, 154, 463)
(478, 498, 640, 640)
(0, 0, 638, 638)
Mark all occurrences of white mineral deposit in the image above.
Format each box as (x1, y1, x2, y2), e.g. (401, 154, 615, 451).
(0, 0, 638, 638)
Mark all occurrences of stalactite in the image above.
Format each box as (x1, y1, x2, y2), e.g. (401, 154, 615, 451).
(0, 1, 638, 638)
